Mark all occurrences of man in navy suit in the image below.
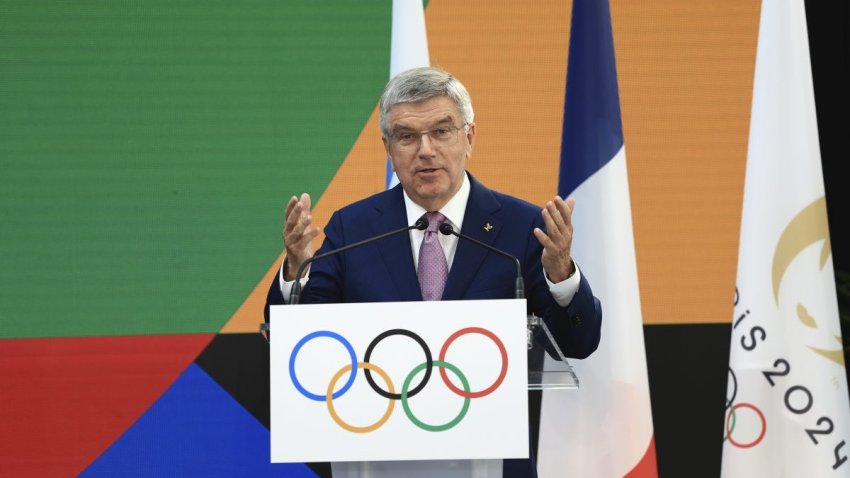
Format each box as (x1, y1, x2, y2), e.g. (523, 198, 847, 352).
(264, 66, 602, 476)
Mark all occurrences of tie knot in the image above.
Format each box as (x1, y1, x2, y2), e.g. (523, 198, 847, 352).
(426, 212, 445, 233)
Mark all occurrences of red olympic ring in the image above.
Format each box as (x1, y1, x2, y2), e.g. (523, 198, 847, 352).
(725, 402, 766, 448)
(438, 327, 508, 398)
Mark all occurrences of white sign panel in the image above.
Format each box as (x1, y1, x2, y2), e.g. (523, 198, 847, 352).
(270, 299, 529, 463)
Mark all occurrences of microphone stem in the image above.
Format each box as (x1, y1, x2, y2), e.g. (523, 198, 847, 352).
(290, 222, 424, 305)
(443, 229, 525, 300)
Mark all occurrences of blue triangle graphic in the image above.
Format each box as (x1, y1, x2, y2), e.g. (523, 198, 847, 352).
(82, 363, 317, 478)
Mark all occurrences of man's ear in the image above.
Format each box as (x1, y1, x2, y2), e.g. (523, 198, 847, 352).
(382, 137, 395, 171)
(465, 123, 476, 155)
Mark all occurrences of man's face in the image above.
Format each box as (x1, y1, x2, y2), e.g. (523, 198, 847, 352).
(383, 96, 475, 211)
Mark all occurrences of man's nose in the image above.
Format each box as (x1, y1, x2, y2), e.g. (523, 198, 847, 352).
(417, 133, 436, 156)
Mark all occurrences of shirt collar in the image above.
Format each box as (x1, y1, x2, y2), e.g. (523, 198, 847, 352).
(403, 172, 470, 230)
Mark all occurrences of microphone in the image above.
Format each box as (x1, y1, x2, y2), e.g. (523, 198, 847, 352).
(438, 222, 525, 299)
(289, 214, 429, 305)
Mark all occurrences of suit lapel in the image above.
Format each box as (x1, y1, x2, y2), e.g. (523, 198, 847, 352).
(442, 177, 503, 301)
(372, 187, 423, 301)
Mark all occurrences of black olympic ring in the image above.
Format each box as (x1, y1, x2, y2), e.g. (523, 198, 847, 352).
(726, 367, 737, 410)
(363, 328, 433, 400)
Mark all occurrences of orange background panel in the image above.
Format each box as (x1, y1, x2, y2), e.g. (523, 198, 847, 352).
(613, 0, 759, 323)
(427, 0, 571, 206)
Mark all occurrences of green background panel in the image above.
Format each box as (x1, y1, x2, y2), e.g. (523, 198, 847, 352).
(0, 1, 391, 338)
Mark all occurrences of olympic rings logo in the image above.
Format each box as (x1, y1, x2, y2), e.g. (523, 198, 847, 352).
(289, 327, 508, 433)
(724, 367, 767, 448)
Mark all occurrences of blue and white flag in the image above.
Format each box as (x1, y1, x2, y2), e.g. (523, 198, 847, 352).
(537, 1, 656, 476)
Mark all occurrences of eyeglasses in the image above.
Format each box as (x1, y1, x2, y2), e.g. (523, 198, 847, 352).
(388, 123, 469, 151)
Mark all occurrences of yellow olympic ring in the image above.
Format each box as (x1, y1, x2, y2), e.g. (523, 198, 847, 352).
(326, 361, 395, 433)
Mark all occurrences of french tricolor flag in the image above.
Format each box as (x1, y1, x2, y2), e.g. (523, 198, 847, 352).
(537, 1, 657, 476)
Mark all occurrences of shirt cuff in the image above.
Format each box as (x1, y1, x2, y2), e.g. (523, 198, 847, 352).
(279, 257, 310, 302)
(545, 261, 581, 307)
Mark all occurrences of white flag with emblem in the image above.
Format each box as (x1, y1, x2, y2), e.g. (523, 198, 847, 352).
(721, 1, 850, 476)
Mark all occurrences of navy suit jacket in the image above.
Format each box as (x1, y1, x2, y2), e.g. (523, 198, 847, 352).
(264, 173, 601, 359)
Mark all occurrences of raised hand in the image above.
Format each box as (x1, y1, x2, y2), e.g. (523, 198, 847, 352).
(533, 196, 577, 283)
(282, 193, 321, 281)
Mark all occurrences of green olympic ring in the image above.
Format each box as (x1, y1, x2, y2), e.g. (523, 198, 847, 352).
(401, 360, 471, 432)
(723, 399, 737, 442)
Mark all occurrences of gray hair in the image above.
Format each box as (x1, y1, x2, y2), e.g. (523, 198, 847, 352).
(379, 66, 475, 137)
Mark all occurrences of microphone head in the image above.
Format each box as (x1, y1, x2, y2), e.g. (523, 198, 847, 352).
(414, 215, 429, 231)
(438, 222, 455, 236)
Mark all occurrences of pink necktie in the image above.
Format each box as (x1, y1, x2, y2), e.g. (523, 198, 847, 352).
(418, 212, 448, 301)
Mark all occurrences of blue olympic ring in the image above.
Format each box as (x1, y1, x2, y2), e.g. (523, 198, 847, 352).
(289, 330, 357, 401)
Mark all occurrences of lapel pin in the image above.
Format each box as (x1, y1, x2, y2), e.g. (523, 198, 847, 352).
(484, 223, 493, 232)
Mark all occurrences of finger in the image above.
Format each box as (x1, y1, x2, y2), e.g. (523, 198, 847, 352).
(552, 198, 574, 241)
(549, 197, 575, 243)
(553, 196, 574, 226)
(304, 225, 321, 242)
(288, 210, 313, 240)
(541, 207, 565, 243)
(300, 192, 312, 212)
(289, 229, 321, 261)
(284, 207, 310, 242)
(283, 201, 304, 234)
(533, 227, 556, 250)
(282, 197, 300, 235)
(546, 200, 567, 232)
(284, 195, 298, 220)
(292, 226, 321, 249)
